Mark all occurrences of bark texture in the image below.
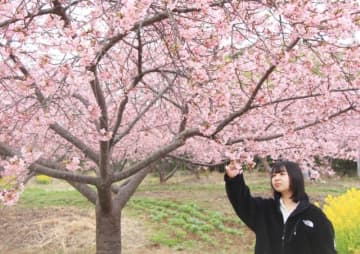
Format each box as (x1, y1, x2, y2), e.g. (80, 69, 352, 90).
(96, 204, 122, 254)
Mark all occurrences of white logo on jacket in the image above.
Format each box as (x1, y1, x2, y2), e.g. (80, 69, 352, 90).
(302, 219, 314, 228)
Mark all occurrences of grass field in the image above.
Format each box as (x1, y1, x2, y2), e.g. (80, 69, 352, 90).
(1, 171, 359, 254)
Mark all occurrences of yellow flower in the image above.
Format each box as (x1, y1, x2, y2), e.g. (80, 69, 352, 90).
(323, 189, 360, 254)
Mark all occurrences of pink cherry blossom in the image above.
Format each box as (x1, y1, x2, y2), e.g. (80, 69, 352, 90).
(66, 157, 81, 172)
(87, 104, 101, 121)
(0, 1, 359, 250)
(0, 189, 20, 206)
(98, 129, 113, 141)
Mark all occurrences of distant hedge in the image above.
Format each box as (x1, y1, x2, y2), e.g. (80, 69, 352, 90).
(331, 158, 357, 177)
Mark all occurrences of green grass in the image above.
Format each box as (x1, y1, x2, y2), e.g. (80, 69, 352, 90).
(18, 187, 92, 208)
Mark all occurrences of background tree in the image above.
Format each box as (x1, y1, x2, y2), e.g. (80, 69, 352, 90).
(0, 1, 359, 253)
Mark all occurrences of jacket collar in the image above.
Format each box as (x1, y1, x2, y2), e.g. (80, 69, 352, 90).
(275, 194, 310, 218)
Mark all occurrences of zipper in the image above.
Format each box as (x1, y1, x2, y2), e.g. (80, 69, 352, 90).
(281, 218, 300, 254)
(289, 219, 300, 241)
(281, 223, 286, 254)
(278, 198, 309, 254)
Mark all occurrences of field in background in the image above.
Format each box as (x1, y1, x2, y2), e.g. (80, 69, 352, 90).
(1, 171, 359, 254)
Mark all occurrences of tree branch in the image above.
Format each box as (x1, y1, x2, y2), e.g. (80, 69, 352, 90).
(92, 7, 201, 66)
(90, 77, 109, 131)
(0, 142, 99, 185)
(49, 123, 100, 165)
(0, 0, 81, 28)
(211, 65, 276, 137)
(112, 128, 201, 182)
(9, 52, 99, 164)
(87, 71, 111, 181)
(67, 181, 97, 205)
(114, 166, 153, 209)
(227, 105, 355, 145)
(251, 87, 360, 109)
(112, 74, 177, 144)
(210, 37, 301, 137)
(29, 163, 98, 185)
(36, 158, 98, 203)
(167, 154, 230, 168)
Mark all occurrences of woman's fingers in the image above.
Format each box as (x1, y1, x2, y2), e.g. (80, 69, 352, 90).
(225, 161, 241, 178)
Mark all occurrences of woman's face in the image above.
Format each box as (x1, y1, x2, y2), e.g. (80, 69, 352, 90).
(271, 168, 292, 196)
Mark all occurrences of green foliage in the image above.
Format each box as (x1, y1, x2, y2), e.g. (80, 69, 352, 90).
(331, 158, 357, 177)
(150, 231, 182, 247)
(313, 156, 357, 177)
(128, 197, 243, 249)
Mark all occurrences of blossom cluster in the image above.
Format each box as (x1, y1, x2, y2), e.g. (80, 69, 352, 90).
(0, 181, 24, 206)
(323, 188, 360, 254)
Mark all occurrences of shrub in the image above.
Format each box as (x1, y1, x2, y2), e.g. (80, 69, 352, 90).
(35, 175, 52, 184)
(323, 188, 360, 254)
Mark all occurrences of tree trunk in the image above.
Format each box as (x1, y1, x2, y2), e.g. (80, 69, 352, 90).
(96, 203, 122, 254)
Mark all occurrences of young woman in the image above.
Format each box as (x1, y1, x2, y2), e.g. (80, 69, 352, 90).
(225, 160, 337, 254)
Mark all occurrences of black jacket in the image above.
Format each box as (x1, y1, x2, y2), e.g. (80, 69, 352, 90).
(225, 173, 337, 254)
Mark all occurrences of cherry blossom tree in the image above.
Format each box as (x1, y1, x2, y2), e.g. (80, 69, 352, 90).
(1, 0, 359, 253)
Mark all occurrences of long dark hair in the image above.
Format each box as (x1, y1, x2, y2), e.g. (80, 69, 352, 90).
(271, 160, 307, 202)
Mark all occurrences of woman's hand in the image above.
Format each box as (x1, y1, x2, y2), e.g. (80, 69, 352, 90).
(225, 160, 243, 178)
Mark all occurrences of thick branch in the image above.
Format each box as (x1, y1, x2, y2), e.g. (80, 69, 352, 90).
(114, 166, 153, 209)
(178, 104, 189, 133)
(67, 181, 97, 205)
(29, 163, 98, 184)
(51, 0, 71, 26)
(88, 75, 111, 181)
(0, 142, 14, 157)
(112, 128, 201, 182)
(49, 123, 100, 165)
(35, 158, 98, 202)
(90, 78, 108, 131)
